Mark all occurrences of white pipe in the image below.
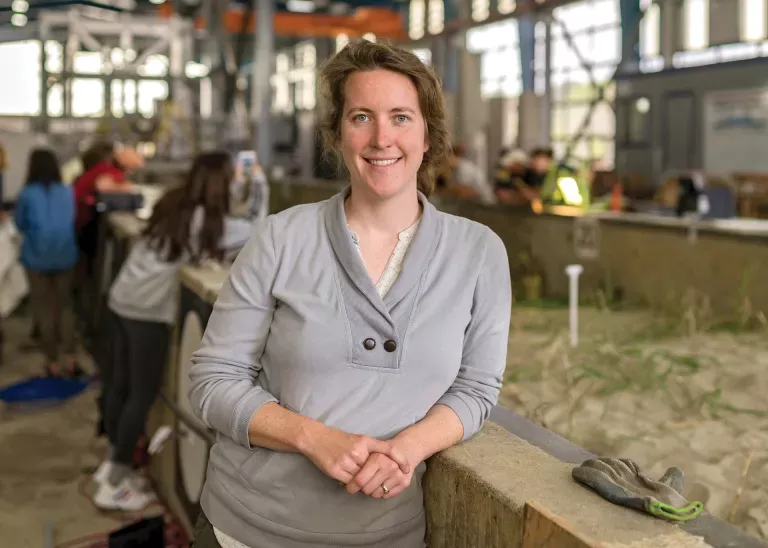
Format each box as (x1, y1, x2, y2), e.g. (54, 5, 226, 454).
(565, 264, 584, 348)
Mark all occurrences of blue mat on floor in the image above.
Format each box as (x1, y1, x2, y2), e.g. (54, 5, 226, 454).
(0, 376, 90, 406)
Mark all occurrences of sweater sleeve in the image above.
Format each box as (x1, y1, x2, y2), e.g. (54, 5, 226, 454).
(188, 215, 280, 448)
(436, 229, 511, 441)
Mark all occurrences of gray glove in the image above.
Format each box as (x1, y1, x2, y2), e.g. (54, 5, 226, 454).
(572, 458, 703, 522)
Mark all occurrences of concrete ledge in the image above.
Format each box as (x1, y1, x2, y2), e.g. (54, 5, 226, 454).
(178, 265, 228, 306)
(107, 211, 146, 240)
(425, 422, 702, 548)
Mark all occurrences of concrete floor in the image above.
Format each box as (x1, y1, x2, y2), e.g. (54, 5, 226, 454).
(0, 314, 163, 548)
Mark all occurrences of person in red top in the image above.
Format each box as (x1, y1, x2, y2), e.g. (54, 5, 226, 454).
(74, 142, 142, 270)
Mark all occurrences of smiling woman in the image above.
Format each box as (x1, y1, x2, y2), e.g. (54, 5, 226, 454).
(318, 40, 451, 199)
(188, 40, 511, 548)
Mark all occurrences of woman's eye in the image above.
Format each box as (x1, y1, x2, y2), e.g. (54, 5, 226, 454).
(354, 114, 369, 122)
(395, 115, 410, 123)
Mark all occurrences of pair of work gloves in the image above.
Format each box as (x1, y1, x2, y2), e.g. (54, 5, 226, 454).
(573, 458, 703, 522)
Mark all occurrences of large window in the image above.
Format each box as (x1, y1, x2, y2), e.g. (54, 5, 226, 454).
(0, 41, 41, 115)
(741, 0, 767, 42)
(271, 41, 316, 115)
(466, 19, 522, 99)
(545, 0, 621, 168)
(639, 0, 661, 58)
(684, 0, 709, 50)
(409, 0, 426, 40)
(0, 40, 168, 117)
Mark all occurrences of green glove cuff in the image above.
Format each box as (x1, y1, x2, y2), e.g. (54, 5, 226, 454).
(648, 500, 704, 522)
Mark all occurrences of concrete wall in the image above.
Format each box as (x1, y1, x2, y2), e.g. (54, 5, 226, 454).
(614, 57, 768, 187)
(265, 180, 768, 318)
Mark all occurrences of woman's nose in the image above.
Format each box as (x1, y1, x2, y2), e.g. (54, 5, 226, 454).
(370, 121, 394, 149)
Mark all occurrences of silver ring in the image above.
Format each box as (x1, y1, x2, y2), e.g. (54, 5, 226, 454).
(382, 485, 390, 495)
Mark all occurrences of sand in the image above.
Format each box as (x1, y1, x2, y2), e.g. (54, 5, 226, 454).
(499, 305, 768, 542)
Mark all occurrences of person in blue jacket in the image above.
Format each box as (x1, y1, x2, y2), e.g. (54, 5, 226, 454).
(15, 148, 80, 378)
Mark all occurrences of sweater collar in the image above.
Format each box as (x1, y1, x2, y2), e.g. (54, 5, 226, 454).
(325, 186, 441, 316)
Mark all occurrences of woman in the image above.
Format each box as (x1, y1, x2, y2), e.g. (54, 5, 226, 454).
(189, 40, 512, 548)
(14, 149, 79, 377)
(93, 152, 259, 512)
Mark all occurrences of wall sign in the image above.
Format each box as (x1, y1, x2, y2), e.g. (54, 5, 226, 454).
(573, 216, 601, 260)
(703, 88, 768, 174)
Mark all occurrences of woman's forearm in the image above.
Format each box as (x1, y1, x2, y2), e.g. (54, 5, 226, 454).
(247, 401, 321, 453)
(393, 404, 464, 467)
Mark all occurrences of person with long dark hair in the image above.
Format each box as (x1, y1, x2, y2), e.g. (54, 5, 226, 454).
(92, 151, 262, 512)
(14, 148, 80, 378)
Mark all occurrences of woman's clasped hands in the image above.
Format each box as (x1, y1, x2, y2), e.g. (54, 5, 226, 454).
(303, 426, 420, 500)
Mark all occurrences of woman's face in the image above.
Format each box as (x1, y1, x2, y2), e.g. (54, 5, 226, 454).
(340, 69, 429, 200)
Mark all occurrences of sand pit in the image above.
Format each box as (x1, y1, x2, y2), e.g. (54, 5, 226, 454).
(499, 305, 768, 542)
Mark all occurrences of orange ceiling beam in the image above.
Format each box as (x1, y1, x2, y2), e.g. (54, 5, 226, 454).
(189, 8, 406, 39)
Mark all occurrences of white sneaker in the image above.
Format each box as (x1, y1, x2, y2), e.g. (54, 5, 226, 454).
(93, 477, 155, 512)
(93, 461, 150, 491)
(92, 460, 113, 485)
(127, 471, 152, 492)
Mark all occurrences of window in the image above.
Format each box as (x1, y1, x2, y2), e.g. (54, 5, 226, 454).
(546, 0, 621, 168)
(409, 0, 426, 40)
(684, 0, 709, 50)
(640, 0, 660, 57)
(138, 80, 169, 117)
(271, 43, 316, 113)
(0, 40, 41, 115)
(467, 19, 521, 99)
(73, 51, 102, 75)
(411, 48, 433, 64)
(498, 0, 516, 14)
(472, 0, 490, 22)
(72, 79, 105, 117)
(741, 0, 767, 42)
(428, 0, 444, 35)
(336, 34, 349, 52)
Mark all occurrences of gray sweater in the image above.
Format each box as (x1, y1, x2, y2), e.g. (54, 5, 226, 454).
(188, 189, 512, 547)
(109, 208, 256, 324)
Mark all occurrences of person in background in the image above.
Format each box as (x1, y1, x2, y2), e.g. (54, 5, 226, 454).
(92, 151, 261, 512)
(445, 143, 497, 205)
(14, 149, 81, 378)
(187, 39, 511, 548)
(0, 208, 7, 365)
(523, 147, 554, 191)
(0, 139, 7, 208)
(494, 147, 553, 208)
(494, 147, 528, 204)
(74, 142, 143, 279)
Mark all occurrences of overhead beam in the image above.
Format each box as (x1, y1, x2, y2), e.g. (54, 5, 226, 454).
(39, 11, 182, 37)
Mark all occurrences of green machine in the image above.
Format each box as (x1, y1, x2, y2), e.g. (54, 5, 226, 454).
(539, 163, 591, 209)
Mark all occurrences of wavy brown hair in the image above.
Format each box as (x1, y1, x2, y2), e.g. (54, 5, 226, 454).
(143, 151, 232, 263)
(318, 39, 451, 197)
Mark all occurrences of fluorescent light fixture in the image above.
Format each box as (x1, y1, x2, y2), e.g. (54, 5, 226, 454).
(12, 0, 29, 13)
(287, 0, 315, 13)
(149, 0, 166, 5)
(11, 13, 28, 26)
